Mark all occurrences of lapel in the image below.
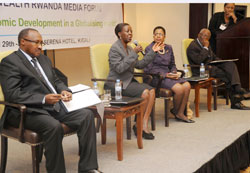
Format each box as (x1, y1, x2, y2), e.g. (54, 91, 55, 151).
(37, 56, 53, 83)
(16, 50, 38, 78)
(16, 50, 54, 93)
(116, 40, 136, 68)
(195, 39, 212, 57)
(117, 39, 128, 56)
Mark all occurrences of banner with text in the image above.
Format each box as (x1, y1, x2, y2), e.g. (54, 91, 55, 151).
(0, 3, 123, 51)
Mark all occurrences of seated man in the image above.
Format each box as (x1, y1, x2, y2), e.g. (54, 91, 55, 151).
(187, 28, 250, 110)
(0, 28, 102, 173)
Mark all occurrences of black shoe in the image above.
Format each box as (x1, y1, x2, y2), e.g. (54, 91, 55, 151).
(134, 125, 154, 139)
(235, 87, 247, 95)
(171, 108, 191, 120)
(230, 93, 244, 103)
(231, 102, 250, 110)
(175, 116, 195, 123)
(133, 125, 137, 136)
(143, 131, 155, 140)
(170, 108, 177, 118)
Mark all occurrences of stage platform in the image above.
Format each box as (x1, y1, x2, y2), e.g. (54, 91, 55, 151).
(1, 90, 250, 172)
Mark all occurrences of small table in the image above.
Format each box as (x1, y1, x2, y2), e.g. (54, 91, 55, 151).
(90, 101, 144, 161)
(187, 77, 214, 117)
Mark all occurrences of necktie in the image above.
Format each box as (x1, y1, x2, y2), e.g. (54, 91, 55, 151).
(31, 58, 60, 112)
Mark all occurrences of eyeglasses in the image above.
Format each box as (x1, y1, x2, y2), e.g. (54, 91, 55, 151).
(23, 38, 45, 46)
(200, 33, 210, 38)
(154, 33, 165, 37)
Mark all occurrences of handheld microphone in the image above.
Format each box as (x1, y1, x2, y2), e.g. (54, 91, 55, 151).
(133, 40, 145, 56)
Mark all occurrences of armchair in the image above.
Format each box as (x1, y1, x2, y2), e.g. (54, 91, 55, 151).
(90, 43, 157, 140)
(90, 43, 134, 139)
(0, 50, 76, 173)
(182, 38, 229, 112)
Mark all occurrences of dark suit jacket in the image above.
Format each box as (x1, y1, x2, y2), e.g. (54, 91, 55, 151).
(0, 49, 70, 131)
(186, 39, 220, 76)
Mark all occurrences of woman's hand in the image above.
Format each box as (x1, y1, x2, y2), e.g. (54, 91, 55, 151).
(152, 42, 165, 52)
(134, 45, 143, 54)
(166, 72, 180, 80)
(227, 12, 237, 23)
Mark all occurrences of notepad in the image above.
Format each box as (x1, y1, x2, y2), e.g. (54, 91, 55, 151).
(61, 84, 101, 112)
(209, 59, 238, 64)
(110, 97, 143, 105)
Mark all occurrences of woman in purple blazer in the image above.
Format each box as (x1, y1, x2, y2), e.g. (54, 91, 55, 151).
(144, 26, 194, 123)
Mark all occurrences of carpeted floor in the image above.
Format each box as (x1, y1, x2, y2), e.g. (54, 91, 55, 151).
(1, 89, 250, 173)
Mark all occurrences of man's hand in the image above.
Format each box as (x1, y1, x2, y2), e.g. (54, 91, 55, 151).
(200, 37, 209, 48)
(45, 94, 62, 104)
(61, 90, 72, 102)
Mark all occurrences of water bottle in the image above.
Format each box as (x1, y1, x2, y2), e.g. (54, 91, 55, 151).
(183, 64, 189, 78)
(200, 63, 205, 77)
(93, 81, 99, 97)
(115, 79, 122, 100)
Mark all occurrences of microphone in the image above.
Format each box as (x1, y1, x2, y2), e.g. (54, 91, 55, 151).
(133, 40, 145, 56)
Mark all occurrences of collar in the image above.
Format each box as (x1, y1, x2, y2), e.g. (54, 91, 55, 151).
(19, 48, 34, 63)
(196, 38, 203, 48)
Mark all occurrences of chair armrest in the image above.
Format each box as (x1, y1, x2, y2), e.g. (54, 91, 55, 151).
(134, 72, 163, 97)
(0, 101, 26, 143)
(134, 72, 154, 85)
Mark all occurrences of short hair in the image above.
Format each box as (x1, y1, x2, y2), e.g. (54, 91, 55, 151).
(224, 3, 235, 7)
(153, 26, 166, 35)
(114, 23, 129, 39)
(18, 28, 38, 44)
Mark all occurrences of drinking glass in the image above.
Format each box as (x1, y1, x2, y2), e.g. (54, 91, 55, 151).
(205, 70, 210, 78)
(103, 89, 111, 107)
(104, 89, 111, 101)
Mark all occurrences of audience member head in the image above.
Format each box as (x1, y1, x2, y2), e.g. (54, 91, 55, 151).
(224, 3, 235, 17)
(153, 26, 166, 43)
(114, 23, 132, 44)
(198, 28, 211, 46)
(18, 28, 43, 58)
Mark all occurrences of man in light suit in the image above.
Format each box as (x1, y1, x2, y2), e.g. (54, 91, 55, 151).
(0, 28, 102, 173)
(187, 28, 250, 110)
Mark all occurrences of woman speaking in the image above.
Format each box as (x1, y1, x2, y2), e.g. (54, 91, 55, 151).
(104, 23, 164, 139)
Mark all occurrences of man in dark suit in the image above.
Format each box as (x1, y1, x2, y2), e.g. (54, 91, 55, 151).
(187, 28, 250, 110)
(0, 28, 102, 173)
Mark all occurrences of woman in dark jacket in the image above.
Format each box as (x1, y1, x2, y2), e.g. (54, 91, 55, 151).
(208, 3, 243, 53)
